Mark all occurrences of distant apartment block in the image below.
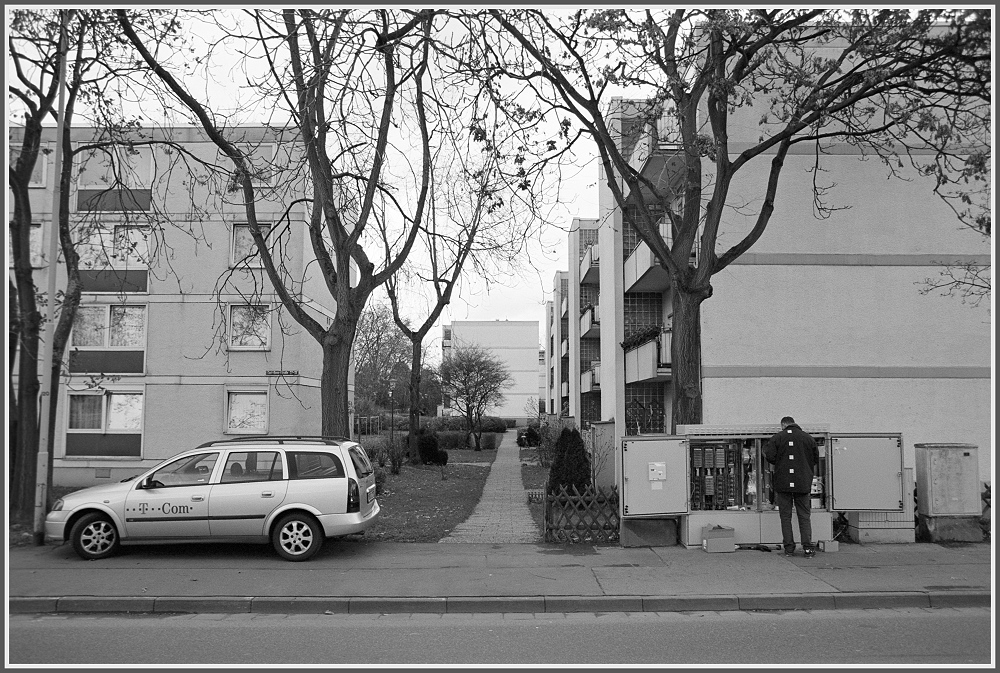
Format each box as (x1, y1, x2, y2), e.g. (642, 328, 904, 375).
(440, 320, 541, 424)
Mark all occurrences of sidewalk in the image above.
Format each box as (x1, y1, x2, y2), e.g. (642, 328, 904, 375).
(7, 432, 993, 615)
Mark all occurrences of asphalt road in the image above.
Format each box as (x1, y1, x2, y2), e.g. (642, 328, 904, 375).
(7, 607, 992, 666)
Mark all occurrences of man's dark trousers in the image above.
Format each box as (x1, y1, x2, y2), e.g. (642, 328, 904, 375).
(775, 491, 813, 553)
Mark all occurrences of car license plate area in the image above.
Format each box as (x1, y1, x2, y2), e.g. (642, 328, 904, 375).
(366, 484, 376, 503)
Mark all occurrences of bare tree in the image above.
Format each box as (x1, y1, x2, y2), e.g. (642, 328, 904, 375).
(387, 128, 537, 462)
(116, 9, 553, 436)
(8, 8, 197, 518)
(480, 9, 990, 428)
(439, 343, 513, 450)
(352, 300, 412, 410)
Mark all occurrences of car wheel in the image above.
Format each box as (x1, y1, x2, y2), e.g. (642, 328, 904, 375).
(70, 512, 120, 560)
(272, 513, 323, 562)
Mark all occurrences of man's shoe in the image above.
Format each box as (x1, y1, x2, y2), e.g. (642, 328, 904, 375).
(804, 548, 816, 558)
(783, 549, 796, 557)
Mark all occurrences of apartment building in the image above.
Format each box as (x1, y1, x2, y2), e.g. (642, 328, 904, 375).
(441, 320, 540, 424)
(546, 97, 991, 498)
(11, 126, 343, 487)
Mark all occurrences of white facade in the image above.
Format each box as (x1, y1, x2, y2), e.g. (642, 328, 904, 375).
(547, 98, 992, 485)
(441, 320, 541, 423)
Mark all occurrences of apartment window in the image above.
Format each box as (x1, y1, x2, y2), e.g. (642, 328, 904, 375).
(112, 226, 151, 267)
(66, 390, 144, 457)
(231, 223, 272, 267)
(7, 223, 44, 268)
(221, 143, 276, 189)
(226, 390, 268, 434)
(72, 305, 146, 349)
(229, 304, 270, 350)
(76, 145, 153, 212)
(9, 143, 49, 188)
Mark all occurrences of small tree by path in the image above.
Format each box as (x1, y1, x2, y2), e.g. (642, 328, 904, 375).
(439, 343, 513, 450)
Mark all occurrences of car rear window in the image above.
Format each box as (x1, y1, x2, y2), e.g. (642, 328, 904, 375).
(287, 451, 345, 480)
(347, 446, 373, 478)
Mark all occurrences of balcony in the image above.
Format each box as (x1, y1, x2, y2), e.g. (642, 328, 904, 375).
(561, 296, 568, 317)
(624, 217, 699, 293)
(579, 304, 600, 339)
(561, 381, 569, 398)
(561, 338, 569, 358)
(624, 327, 672, 384)
(581, 362, 601, 394)
(580, 245, 599, 285)
(627, 109, 685, 199)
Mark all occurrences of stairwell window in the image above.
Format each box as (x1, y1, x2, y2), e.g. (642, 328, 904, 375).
(231, 223, 272, 268)
(229, 304, 271, 350)
(226, 389, 268, 434)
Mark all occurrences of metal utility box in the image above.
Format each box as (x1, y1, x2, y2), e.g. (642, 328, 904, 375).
(914, 444, 981, 516)
(620, 425, 905, 548)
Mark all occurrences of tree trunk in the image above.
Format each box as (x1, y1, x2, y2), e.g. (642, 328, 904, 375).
(10, 307, 40, 522)
(320, 330, 355, 438)
(670, 284, 709, 431)
(406, 340, 422, 464)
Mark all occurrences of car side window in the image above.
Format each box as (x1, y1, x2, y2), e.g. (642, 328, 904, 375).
(221, 451, 284, 483)
(347, 446, 373, 478)
(287, 451, 344, 480)
(148, 452, 219, 488)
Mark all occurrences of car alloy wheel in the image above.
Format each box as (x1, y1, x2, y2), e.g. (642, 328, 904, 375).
(272, 513, 323, 561)
(70, 512, 120, 560)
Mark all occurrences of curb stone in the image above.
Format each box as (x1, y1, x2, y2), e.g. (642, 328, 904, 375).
(8, 591, 989, 615)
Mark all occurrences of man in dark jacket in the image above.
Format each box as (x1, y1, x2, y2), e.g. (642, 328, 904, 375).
(763, 416, 819, 558)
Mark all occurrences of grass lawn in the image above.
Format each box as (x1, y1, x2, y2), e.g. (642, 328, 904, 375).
(519, 446, 548, 534)
(363, 447, 497, 542)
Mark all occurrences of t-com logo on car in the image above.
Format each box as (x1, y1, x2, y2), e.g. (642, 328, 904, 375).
(136, 502, 193, 515)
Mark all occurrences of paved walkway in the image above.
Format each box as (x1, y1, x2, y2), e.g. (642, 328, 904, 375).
(439, 431, 540, 544)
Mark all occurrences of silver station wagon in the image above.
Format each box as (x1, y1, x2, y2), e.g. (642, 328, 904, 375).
(44, 436, 380, 562)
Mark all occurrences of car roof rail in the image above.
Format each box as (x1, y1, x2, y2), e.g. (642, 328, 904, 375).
(195, 435, 353, 449)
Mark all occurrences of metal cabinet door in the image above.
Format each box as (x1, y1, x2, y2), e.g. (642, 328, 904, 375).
(622, 436, 689, 516)
(829, 434, 904, 511)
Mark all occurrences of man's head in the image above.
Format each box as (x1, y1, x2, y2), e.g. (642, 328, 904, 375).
(780, 416, 795, 429)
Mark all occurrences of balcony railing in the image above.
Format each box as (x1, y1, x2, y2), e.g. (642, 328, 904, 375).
(624, 217, 699, 293)
(561, 338, 569, 358)
(624, 327, 672, 384)
(561, 296, 568, 317)
(580, 304, 600, 339)
(581, 362, 601, 393)
(580, 245, 600, 285)
(561, 381, 569, 398)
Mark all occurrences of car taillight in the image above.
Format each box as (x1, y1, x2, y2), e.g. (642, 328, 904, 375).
(347, 478, 360, 513)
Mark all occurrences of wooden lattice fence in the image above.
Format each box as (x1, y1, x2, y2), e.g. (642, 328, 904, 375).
(544, 485, 620, 543)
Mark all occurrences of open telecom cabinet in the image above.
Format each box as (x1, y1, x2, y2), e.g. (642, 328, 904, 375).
(620, 425, 905, 548)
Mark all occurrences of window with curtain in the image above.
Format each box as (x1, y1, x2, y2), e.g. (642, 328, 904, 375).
(68, 392, 143, 432)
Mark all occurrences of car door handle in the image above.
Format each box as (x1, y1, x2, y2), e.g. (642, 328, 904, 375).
(262, 491, 274, 498)
(191, 495, 205, 502)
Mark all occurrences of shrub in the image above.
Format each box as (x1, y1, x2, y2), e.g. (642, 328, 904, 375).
(415, 428, 440, 464)
(518, 425, 540, 447)
(479, 416, 508, 433)
(424, 416, 464, 432)
(436, 431, 469, 451)
(361, 436, 389, 467)
(374, 466, 387, 495)
(478, 432, 500, 451)
(388, 438, 407, 475)
(547, 427, 591, 494)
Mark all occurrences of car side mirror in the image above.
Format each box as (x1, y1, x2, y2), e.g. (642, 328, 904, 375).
(140, 476, 156, 489)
